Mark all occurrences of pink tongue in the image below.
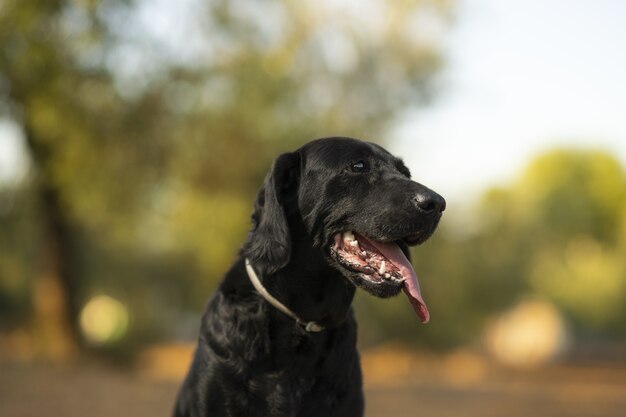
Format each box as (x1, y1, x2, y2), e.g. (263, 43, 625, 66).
(363, 238, 430, 324)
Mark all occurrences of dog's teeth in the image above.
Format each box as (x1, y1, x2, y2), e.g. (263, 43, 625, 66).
(361, 251, 367, 257)
(343, 231, 355, 242)
(349, 240, 359, 247)
(379, 261, 386, 275)
(384, 273, 390, 279)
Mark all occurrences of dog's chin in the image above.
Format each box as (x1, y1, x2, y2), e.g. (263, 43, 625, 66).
(336, 266, 404, 298)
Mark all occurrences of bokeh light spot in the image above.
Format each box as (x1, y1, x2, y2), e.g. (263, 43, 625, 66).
(484, 299, 568, 368)
(79, 295, 129, 345)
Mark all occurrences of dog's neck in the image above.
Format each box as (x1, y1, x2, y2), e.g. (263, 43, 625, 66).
(245, 258, 325, 332)
(264, 237, 356, 330)
(231, 208, 356, 331)
(231, 234, 354, 332)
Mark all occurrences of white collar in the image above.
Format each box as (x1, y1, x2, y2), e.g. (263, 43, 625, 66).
(245, 258, 325, 333)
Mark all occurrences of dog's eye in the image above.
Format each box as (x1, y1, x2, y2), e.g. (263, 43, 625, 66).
(350, 160, 369, 173)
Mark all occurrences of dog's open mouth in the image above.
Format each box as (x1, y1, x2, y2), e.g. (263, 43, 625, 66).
(331, 231, 430, 324)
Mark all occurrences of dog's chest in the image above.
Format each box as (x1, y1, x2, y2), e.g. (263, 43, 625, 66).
(241, 327, 361, 415)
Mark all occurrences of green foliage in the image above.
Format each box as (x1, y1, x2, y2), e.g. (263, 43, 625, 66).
(364, 149, 626, 349)
(0, 0, 452, 350)
(514, 150, 626, 333)
(512, 150, 626, 243)
(7, 0, 622, 354)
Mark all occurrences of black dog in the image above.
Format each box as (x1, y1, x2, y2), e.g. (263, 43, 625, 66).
(173, 137, 445, 417)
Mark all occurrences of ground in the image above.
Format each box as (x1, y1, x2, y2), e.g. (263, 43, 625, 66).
(1, 344, 626, 417)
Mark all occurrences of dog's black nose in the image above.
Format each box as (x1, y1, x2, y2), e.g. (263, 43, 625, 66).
(413, 190, 446, 213)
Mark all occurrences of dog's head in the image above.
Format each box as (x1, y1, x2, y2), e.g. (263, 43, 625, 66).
(244, 137, 445, 323)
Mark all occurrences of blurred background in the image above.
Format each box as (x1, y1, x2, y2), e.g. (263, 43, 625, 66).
(1, 0, 625, 416)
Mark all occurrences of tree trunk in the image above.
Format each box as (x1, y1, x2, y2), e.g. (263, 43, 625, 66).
(25, 129, 81, 361)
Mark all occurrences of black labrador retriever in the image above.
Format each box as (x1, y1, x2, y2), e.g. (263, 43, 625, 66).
(173, 137, 445, 417)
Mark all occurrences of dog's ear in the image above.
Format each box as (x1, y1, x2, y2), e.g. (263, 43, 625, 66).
(244, 151, 301, 276)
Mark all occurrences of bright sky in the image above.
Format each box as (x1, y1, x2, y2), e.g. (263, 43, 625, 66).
(391, 0, 626, 203)
(0, 120, 28, 184)
(2, 0, 625, 203)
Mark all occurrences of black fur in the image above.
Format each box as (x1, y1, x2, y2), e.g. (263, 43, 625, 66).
(173, 137, 445, 417)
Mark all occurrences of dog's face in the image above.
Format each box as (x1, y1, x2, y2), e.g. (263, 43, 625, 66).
(244, 137, 445, 323)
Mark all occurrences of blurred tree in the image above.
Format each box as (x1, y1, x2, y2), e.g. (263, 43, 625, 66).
(477, 150, 626, 335)
(0, 0, 453, 356)
(0, 0, 174, 358)
(378, 149, 626, 349)
(158, 0, 452, 293)
(516, 151, 626, 333)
